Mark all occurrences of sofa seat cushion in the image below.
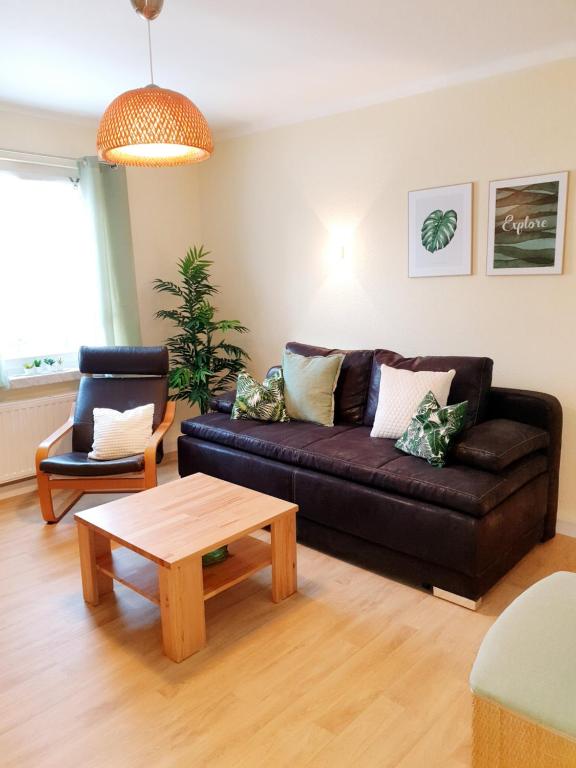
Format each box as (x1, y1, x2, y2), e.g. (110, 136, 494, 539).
(40, 451, 145, 476)
(181, 414, 547, 517)
(453, 419, 549, 472)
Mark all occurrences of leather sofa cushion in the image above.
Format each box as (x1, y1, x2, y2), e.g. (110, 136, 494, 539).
(209, 389, 236, 414)
(364, 349, 493, 428)
(453, 419, 548, 473)
(72, 376, 168, 453)
(40, 451, 145, 476)
(181, 414, 547, 517)
(286, 342, 373, 425)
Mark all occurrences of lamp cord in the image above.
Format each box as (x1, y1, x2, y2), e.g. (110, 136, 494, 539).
(147, 19, 155, 84)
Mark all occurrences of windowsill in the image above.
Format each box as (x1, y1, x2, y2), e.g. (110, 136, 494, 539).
(8, 368, 80, 390)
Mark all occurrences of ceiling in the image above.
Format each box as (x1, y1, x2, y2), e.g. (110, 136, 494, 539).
(2, 0, 576, 137)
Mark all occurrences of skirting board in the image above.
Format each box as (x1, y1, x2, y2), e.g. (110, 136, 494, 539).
(0, 477, 37, 502)
(556, 521, 576, 538)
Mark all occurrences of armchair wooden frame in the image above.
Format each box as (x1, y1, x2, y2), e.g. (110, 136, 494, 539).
(35, 401, 176, 524)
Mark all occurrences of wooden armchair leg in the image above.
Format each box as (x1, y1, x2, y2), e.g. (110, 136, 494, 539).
(37, 471, 57, 523)
(37, 472, 83, 524)
(144, 460, 158, 490)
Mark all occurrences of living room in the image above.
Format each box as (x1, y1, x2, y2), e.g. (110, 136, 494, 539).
(1, 1, 576, 766)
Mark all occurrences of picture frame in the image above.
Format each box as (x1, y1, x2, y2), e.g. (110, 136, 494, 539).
(408, 182, 472, 278)
(487, 172, 568, 276)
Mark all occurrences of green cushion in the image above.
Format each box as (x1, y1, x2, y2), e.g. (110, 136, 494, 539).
(395, 391, 468, 467)
(470, 572, 576, 740)
(231, 371, 289, 422)
(282, 349, 344, 427)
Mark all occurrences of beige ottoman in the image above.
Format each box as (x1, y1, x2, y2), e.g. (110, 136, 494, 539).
(470, 572, 576, 768)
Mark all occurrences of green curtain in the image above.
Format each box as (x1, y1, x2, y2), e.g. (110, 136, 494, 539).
(79, 157, 142, 346)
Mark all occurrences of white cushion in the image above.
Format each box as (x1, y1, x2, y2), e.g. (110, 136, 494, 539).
(370, 364, 456, 439)
(88, 403, 154, 460)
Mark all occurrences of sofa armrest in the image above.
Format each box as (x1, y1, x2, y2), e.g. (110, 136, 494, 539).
(209, 389, 236, 414)
(452, 419, 548, 473)
(266, 365, 282, 378)
(487, 387, 562, 540)
(209, 366, 282, 414)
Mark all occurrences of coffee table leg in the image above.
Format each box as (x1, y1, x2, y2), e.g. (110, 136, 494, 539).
(158, 557, 206, 662)
(77, 522, 113, 606)
(271, 510, 297, 603)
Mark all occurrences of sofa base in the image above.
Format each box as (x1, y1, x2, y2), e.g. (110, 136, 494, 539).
(296, 514, 544, 602)
(178, 435, 547, 602)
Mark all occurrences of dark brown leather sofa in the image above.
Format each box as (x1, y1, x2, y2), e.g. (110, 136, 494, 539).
(178, 342, 562, 604)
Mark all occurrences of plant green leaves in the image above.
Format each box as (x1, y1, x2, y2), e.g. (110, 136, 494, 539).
(153, 245, 249, 414)
(421, 209, 458, 253)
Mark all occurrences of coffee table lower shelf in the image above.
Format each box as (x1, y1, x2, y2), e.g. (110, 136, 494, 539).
(96, 535, 272, 605)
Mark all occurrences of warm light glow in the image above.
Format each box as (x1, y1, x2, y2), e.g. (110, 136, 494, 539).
(104, 143, 210, 163)
(97, 85, 213, 167)
(326, 224, 355, 264)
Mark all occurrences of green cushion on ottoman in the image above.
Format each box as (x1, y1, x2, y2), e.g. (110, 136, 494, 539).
(470, 572, 576, 740)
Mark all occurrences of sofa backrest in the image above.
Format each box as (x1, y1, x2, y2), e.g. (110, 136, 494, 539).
(285, 342, 494, 429)
(285, 342, 373, 425)
(363, 350, 494, 428)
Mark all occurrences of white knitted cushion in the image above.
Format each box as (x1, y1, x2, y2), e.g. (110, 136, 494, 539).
(370, 364, 456, 439)
(88, 403, 154, 460)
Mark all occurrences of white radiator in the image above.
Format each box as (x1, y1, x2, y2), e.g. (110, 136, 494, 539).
(0, 393, 75, 484)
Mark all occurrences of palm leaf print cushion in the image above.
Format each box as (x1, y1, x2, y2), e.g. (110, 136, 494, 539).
(231, 370, 289, 423)
(395, 391, 468, 467)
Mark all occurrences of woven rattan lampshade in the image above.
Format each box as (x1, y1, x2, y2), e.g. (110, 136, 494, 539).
(97, 84, 213, 167)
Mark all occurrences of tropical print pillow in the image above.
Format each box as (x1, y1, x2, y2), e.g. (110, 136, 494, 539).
(395, 391, 468, 468)
(231, 370, 289, 423)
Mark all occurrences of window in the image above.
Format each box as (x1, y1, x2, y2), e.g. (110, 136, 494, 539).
(0, 159, 105, 376)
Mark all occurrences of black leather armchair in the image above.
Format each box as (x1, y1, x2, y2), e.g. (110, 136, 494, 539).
(36, 346, 176, 523)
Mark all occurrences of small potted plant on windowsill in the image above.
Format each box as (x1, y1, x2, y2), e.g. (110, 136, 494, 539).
(23, 362, 35, 375)
(43, 357, 56, 371)
(33, 359, 42, 373)
(55, 357, 64, 372)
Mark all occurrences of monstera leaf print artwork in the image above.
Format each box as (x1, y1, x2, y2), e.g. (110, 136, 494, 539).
(421, 209, 458, 253)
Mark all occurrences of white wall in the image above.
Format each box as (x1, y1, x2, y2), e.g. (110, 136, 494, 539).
(196, 59, 576, 525)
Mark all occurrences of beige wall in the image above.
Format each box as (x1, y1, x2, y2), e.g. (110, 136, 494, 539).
(0, 105, 201, 448)
(197, 59, 576, 525)
(4, 59, 576, 523)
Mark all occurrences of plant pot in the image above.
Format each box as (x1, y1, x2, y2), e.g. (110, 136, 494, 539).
(202, 545, 229, 567)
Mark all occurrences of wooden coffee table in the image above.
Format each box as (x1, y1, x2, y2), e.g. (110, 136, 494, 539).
(74, 473, 298, 662)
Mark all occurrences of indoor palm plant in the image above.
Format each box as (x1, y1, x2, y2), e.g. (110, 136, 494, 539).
(154, 245, 249, 414)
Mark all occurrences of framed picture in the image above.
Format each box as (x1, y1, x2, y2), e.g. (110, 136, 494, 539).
(487, 172, 567, 275)
(408, 183, 472, 277)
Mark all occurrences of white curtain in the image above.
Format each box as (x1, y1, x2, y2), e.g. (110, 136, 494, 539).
(79, 157, 142, 346)
(0, 357, 8, 389)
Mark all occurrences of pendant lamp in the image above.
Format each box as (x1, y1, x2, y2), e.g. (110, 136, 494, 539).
(97, 0, 213, 167)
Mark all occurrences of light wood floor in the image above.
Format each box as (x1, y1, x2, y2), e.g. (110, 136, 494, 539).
(2, 461, 575, 768)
